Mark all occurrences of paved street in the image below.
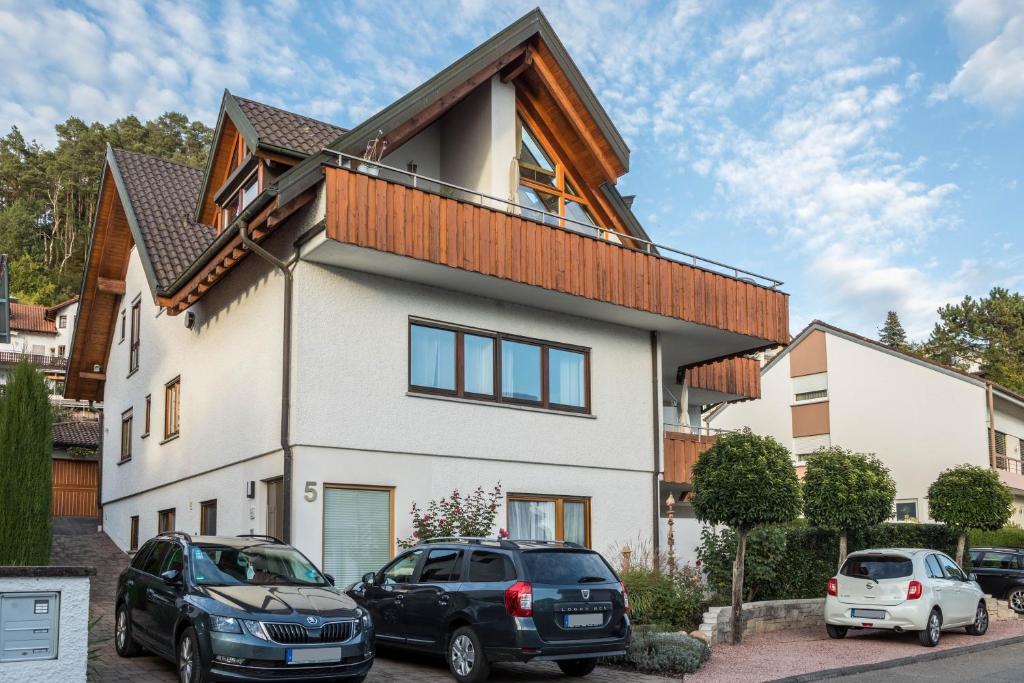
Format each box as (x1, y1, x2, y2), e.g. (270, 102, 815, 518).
(833, 641, 1024, 682)
(51, 519, 671, 682)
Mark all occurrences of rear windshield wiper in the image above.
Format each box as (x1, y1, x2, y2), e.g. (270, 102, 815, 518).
(578, 576, 610, 583)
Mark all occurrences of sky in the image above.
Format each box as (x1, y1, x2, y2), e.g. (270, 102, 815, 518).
(1, 0, 1022, 340)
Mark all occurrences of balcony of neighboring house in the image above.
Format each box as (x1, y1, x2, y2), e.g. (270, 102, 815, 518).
(0, 350, 68, 371)
(993, 429, 1024, 492)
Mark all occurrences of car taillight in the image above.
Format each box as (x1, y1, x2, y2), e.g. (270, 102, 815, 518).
(505, 581, 533, 617)
(827, 578, 838, 597)
(620, 581, 630, 613)
(907, 580, 923, 600)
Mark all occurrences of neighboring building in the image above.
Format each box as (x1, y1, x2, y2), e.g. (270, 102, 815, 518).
(51, 420, 101, 518)
(708, 320, 1024, 524)
(66, 10, 787, 582)
(0, 283, 78, 396)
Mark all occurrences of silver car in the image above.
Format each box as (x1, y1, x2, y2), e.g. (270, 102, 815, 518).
(824, 548, 988, 646)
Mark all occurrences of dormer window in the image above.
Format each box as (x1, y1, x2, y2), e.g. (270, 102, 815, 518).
(516, 116, 597, 230)
(217, 164, 260, 231)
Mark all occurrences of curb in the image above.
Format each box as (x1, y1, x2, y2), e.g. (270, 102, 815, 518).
(768, 634, 1024, 682)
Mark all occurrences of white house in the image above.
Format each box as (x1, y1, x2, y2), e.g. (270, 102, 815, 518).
(66, 10, 788, 584)
(708, 320, 1024, 524)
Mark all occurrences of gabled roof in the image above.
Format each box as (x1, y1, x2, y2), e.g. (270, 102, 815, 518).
(10, 302, 56, 334)
(108, 147, 216, 292)
(45, 297, 78, 319)
(52, 420, 100, 449)
(233, 96, 348, 157)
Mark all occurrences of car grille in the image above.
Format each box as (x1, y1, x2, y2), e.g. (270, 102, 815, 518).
(264, 622, 309, 644)
(321, 620, 354, 643)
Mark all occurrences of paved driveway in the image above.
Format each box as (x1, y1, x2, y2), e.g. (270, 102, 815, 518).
(51, 520, 670, 682)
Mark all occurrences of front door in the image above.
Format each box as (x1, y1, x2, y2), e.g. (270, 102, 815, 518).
(266, 478, 284, 540)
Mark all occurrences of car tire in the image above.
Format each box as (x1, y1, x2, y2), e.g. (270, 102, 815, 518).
(177, 627, 209, 683)
(557, 659, 598, 677)
(447, 626, 490, 683)
(826, 624, 848, 639)
(114, 604, 142, 657)
(1008, 587, 1024, 613)
(966, 601, 989, 636)
(918, 609, 942, 647)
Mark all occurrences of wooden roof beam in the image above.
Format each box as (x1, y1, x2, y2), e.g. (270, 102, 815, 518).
(501, 48, 534, 83)
(97, 277, 126, 295)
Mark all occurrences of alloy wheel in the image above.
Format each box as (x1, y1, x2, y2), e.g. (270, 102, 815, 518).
(929, 613, 940, 643)
(115, 610, 126, 650)
(1010, 590, 1024, 612)
(451, 634, 475, 677)
(976, 604, 988, 631)
(179, 635, 194, 683)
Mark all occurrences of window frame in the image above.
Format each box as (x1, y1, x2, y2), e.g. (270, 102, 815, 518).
(128, 297, 141, 374)
(129, 515, 139, 552)
(894, 499, 918, 522)
(164, 376, 181, 440)
(408, 319, 591, 414)
(157, 508, 176, 535)
(120, 408, 133, 462)
(119, 309, 126, 343)
(507, 493, 592, 547)
(58, 315, 67, 329)
(142, 394, 151, 437)
(200, 499, 217, 536)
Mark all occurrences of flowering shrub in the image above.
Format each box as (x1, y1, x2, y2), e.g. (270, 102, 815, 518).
(398, 483, 505, 548)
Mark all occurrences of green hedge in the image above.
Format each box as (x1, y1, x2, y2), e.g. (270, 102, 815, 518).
(969, 527, 1024, 549)
(698, 521, 962, 604)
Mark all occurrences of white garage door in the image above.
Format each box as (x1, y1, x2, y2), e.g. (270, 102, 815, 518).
(323, 486, 393, 586)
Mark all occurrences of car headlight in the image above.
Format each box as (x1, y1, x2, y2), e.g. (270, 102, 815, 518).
(241, 619, 270, 641)
(360, 608, 373, 630)
(209, 615, 242, 633)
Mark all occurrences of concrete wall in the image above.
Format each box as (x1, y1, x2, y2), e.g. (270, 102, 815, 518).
(0, 573, 90, 680)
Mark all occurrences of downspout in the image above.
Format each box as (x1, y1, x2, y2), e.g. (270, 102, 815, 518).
(650, 331, 662, 563)
(238, 221, 294, 543)
(987, 382, 997, 470)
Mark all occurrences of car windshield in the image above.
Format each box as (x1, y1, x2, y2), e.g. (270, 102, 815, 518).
(840, 556, 913, 581)
(521, 550, 616, 584)
(190, 543, 328, 586)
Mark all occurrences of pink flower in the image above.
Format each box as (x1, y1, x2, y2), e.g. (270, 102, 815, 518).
(499, 528, 509, 539)
(455, 507, 462, 514)
(695, 559, 702, 567)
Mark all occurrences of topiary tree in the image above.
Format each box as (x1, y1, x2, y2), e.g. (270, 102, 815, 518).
(0, 360, 54, 564)
(691, 429, 802, 644)
(803, 447, 896, 567)
(928, 464, 1012, 565)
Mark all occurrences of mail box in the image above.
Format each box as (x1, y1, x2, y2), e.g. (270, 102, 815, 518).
(0, 592, 60, 662)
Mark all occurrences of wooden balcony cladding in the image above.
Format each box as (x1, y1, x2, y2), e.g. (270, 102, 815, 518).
(663, 432, 718, 485)
(686, 355, 761, 399)
(324, 166, 789, 344)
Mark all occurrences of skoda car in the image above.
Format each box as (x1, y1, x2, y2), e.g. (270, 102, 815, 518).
(825, 548, 988, 647)
(114, 532, 374, 682)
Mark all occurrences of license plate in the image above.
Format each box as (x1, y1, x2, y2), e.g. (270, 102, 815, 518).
(286, 647, 342, 664)
(564, 613, 604, 628)
(851, 609, 886, 620)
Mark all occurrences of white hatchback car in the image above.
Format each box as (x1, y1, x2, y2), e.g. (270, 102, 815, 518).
(824, 548, 988, 646)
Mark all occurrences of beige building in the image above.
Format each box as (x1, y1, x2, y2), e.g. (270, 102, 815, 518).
(708, 320, 1024, 523)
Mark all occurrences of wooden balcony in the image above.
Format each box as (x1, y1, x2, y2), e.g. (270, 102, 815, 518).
(320, 163, 789, 350)
(663, 431, 719, 485)
(685, 355, 761, 400)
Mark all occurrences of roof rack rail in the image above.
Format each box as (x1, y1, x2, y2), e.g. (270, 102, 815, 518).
(157, 531, 193, 543)
(415, 536, 504, 546)
(237, 534, 286, 544)
(508, 539, 585, 549)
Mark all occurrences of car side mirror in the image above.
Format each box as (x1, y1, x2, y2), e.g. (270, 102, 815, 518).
(362, 572, 376, 586)
(968, 572, 977, 582)
(160, 569, 182, 586)
(324, 574, 335, 586)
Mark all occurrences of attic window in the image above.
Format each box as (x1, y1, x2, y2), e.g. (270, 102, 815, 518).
(220, 171, 259, 229)
(516, 116, 597, 231)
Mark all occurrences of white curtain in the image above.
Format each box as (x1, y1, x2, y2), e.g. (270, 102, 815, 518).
(411, 326, 454, 390)
(509, 500, 555, 540)
(464, 335, 493, 394)
(564, 502, 586, 545)
(550, 349, 584, 407)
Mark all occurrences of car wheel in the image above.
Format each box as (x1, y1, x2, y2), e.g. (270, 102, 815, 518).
(114, 604, 142, 657)
(447, 626, 490, 683)
(1008, 587, 1024, 613)
(966, 601, 989, 636)
(918, 609, 941, 647)
(557, 659, 598, 677)
(178, 627, 209, 683)
(826, 624, 848, 639)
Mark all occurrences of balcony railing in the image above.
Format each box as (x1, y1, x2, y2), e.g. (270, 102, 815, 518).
(664, 423, 734, 438)
(663, 430, 723, 485)
(324, 151, 784, 289)
(0, 351, 68, 369)
(995, 454, 1022, 475)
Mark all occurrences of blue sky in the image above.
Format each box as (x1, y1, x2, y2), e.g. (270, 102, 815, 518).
(1, 0, 1021, 339)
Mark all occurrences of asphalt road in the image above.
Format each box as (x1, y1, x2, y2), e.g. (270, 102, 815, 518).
(834, 641, 1024, 682)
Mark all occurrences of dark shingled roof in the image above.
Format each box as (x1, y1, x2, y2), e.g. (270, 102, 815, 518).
(52, 420, 100, 449)
(235, 96, 347, 156)
(111, 149, 217, 289)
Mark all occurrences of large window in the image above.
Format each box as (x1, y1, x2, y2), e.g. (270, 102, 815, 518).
(129, 298, 141, 373)
(323, 485, 394, 586)
(164, 377, 180, 440)
(508, 494, 590, 547)
(516, 116, 598, 230)
(120, 408, 133, 461)
(409, 321, 590, 413)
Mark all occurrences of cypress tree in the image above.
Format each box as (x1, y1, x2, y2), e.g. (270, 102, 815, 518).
(0, 360, 53, 564)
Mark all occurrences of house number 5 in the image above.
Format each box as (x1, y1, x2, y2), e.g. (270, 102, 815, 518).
(304, 481, 318, 502)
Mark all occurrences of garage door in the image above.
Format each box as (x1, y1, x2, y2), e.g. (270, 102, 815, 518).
(323, 486, 393, 586)
(51, 459, 98, 518)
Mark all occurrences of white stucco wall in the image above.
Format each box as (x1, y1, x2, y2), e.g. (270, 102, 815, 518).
(0, 574, 89, 680)
(440, 76, 517, 201)
(382, 121, 441, 179)
(52, 301, 78, 356)
(4, 329, 57, 355)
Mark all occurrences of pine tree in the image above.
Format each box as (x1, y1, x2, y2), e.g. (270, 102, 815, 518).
(0, 360, 53, 564)
(878, 311, 909, 351)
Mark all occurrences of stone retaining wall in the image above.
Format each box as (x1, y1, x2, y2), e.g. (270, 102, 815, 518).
(698, 595, 1024, 644)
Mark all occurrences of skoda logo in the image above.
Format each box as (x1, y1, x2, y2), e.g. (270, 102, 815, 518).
(306, 616, 319, 626)
(581, 589, 590, 600)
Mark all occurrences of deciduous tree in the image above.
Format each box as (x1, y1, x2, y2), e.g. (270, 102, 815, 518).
(928, 465, 1012, 565)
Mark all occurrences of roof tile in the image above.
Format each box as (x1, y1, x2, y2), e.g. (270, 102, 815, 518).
(10, 302, 56, 334)
(52, 420, 100, 449)
(235, 97, 347, 156)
